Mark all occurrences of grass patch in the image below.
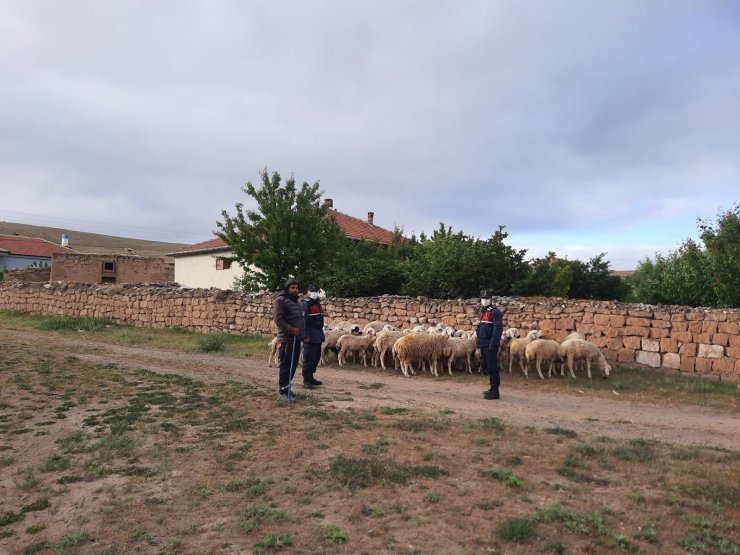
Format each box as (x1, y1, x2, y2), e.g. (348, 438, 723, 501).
(330, 456, 408, 490)
(535, 503, 611, 536)
(362, 437, 390, 455)
(20, 500, 49, 513)
(359, 382, 385, 390)
(254, 532, 292, 554)
(479, 468, 525, 489)
(545, 426, 578, 438)
(395, 416, 450, 432)
(0, 455, 15, 467)
(316, 523, 348, 544)
(464, 416, 506, 433)
(53, 530, 91, 554)
(0, 511, 25, 526)
(196, 333, 227, 353)
(496, 516, 537, 542)
(613, 438, 661, 463)
(37, 315, 116, 332)
(240, 502, 288, 532)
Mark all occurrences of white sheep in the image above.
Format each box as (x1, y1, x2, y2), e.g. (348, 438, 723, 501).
(564, 332, 584, 341)
(267, 336, 279, 367)
(372, 330, 404, 370)
(320, 328, 359, 365)
(524, 339, 562, 379)
(498, 327, 520, 367)
(364, 320, 392, 334)
(393, 333, 449, 377)
(508, 329, 542, 375)
(337, 329, 376, 367)
(558, 339, 611, 379)
(444, 336, 477, 375)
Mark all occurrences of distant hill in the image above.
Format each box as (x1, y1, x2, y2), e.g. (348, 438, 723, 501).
(0, 221, 186, 260)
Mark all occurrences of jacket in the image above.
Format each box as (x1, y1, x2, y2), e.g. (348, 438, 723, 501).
(273, 290, 305, 343)
(476, 305, 504, 350)
(301, 297, 325, 344)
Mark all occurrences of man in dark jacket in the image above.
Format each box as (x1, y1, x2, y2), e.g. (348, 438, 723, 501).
(300, 283, 325, 389)
(273, 278, 305, 400)
(476, 289, 504, 400)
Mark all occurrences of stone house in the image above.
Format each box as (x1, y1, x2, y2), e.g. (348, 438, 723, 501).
(50, 253, 174, 285)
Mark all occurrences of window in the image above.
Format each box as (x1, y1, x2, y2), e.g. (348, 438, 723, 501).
(102, 261, 115, 272)
(216, 258, 233, 270)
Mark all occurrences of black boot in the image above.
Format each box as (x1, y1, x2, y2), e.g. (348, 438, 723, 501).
(310, 377, 323, 386)
(483, 388, 500, 400)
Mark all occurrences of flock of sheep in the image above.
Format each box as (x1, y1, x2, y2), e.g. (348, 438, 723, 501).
(268, 319, 612, 380)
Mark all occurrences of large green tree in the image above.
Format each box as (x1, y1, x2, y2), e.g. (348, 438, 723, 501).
(216, 169, 344, 291)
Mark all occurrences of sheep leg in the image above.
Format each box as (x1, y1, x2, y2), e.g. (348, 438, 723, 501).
(535, 358, 545, 380)
(519, 355, 528, 379)
(466, 353, 472, 374)
(566, 354, 576, 379)
(586, 359, 592, 380)
(447, 355, 454, 376)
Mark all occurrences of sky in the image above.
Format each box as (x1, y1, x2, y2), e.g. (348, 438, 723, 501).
(1, 1, 738, 270)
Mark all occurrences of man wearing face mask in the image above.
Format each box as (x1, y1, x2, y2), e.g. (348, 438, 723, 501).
(300, 283, 325, 389)
(273, 278, 304, 400)
(476, 289, 504, 400)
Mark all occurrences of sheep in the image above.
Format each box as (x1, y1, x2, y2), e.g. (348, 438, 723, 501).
(524, 339, 562, 379)
(558, 339, 611, 379)
(428, 323, 456, 337)
(409, 324, 429, 333)
(328, 320, 362, 334)
(320, 327, 361, 365)
(394, 333, 450, 377)
(267, 336, 279, 367)
(564, 332, 584, 341)
(337, 329, 376, 367)
(498, 327, 520, 367)
(508, 329, 542, 375)
(372, 330, 404, 370)
(364, 320, 391, 334)
(444, 336, 477, 375)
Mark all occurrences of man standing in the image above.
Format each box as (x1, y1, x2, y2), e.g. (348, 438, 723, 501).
(300, 283, 325, 389)
(476, 289, 504, 400)
(272, 278, 304, 400)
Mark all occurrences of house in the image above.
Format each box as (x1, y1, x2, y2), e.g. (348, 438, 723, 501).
(50, 252, 174, 285)
(168, 200, 396, 289)
(0, 234, 72, 271)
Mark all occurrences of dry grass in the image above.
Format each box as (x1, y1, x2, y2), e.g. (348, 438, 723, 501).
(0, 312, 739, 553)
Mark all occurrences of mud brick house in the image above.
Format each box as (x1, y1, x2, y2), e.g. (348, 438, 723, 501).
(50, 253, 174, 284)
(169, 200, 395, 289)
(0, 234, 72, 270)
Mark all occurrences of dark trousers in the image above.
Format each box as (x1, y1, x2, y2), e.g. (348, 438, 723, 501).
(481, 346, 500, 391)
(302, 342, 321, 381)
(278, 337, 300, 393)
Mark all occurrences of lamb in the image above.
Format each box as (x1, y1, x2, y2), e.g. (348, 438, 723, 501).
(337, 329, 376, 367)
(558, 339, 611, 379)
(508, 329, 542, 375)
(320, 327, 361, 365)
(364, 320, 392, 334)
(444, 336, 477, 375)
(524, 339, 562, 379)
(393, 333, 450, 377)
(564, 332, 584, 341)
(372, 330, 404, 370)
(498, 327, 520, 367)
(328, 320, 362, 334)
(267, 336, 279, 367)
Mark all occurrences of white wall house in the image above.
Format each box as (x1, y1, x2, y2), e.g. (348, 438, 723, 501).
(169, 201, 395, 290)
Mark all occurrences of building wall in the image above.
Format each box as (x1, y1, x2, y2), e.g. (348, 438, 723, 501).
(5, 267, 51, 282)
(0, 254, 51, 270)
(50, 253, 173, 284)
(1, 282, 738, 382)
(173, 251, 245, 289)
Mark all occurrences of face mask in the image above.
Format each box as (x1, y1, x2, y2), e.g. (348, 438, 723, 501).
(481, 298, 491, 307)
(308, 292, 319, 300)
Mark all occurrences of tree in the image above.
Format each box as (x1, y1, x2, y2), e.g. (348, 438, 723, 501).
(216, 169, 344, 291)
(699, 203, 740, 308)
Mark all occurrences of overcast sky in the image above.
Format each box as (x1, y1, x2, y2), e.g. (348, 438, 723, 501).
(1, 1, 738, 269)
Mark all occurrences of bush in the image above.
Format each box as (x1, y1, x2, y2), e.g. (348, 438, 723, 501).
(196, 333, 226, 353)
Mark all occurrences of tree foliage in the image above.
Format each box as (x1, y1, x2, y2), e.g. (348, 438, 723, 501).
(216, 169, 344, 291)
(628, 204, 740, 308)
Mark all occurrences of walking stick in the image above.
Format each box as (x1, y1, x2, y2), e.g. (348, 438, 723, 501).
(286, 336, 298, 401)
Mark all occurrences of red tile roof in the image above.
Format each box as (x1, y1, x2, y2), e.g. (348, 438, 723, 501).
(171, 208, 395, 256)
(0, 235, 73, 258)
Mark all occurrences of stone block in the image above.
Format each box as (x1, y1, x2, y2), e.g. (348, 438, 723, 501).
(651, 319, 671, 329)
(627, 316, 651, 327)
(672, 331, 693, 343)
(712, 333, 730, 347)
(660, 338, 678, 353)
(671, 321, 688, 332)
(695, 358, 714, 373)
(641, 338, 660, 352)
(628, 309, 653, 318)
(617, 349, 635, 363)
(688, 321, 703, 333)
(731, 335, 740, 348)
(670, 313, 686, 321)
(593, 314, 610, 325)
(609, 315, 626, 327)
(649, 328, 669, 339)
(663, 353, 680, 369)
(718, 322, 739, 334)
(702, 321, 718, 334)
(635, 350, 661, 367)
(685, 312, 704, 321)
(624, 326, 649, 336)
(712, 358, 736, 373)
(607, 338, 623, 351)
(680, 356, 695, 373)
(727, 347, 740, 359)
(697, 344, 724, 358)
(623, 336, 641, 350)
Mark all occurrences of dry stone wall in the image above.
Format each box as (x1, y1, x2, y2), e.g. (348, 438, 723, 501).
(1, 281, 738, 382)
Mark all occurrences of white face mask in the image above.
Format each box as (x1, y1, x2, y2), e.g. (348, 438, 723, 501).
(308, 292, 319, 300)
(481, 298, 491, 307)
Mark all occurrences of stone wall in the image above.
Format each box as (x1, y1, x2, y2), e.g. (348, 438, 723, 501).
(1, 281, 738, 382)
(51, 253, 174, 284)
(4, 267, 51, 283)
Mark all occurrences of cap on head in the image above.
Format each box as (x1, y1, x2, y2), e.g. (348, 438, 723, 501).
(480, 289, 492, 299)
(284, 278, 299, 290)
(308, 283, 320, 292)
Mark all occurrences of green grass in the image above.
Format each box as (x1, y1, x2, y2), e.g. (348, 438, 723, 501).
(316, 523, 349, 544)
(479, 468, 525, 489)
(240, 502, 289, 532)
(496, 516, 537, 542)
(196, 333, 227, 353)
(545, 426, 578, 438)
(463, 416, 506, 433)
(254, 532, 292, 554)
(330, 456, 409, 490)
(37, 315, 117, 332)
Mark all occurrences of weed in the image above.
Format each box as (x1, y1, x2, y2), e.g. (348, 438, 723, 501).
(496, 516, 537, 542)
(674, 481, 740, 508)
(635, 522, 659, 543)
(23, 541, 50, 554)
(54, 530, 90, 554)
(604, 533, 639, 553)
(56, 431, 89, 453)
(25, 524, 46, 534)
(301, 408, 330, 419)
(464, 416, 505, 433)
(330, 456, 408, 490)
(316, 523, 349, 544)
(362, 437, 390, 455)
(20, 500, 49, 513)
(613, 438, 661, 463)
(361, 505, 386, 517)
(40, 453, 71, 472)
(408, 465, 448, 479)
(479, 468, 525, 489)
(359, 382, 385, 390)
(396, 416, 449, 432)
(535, 503, 611, 536)
(240, 502, 288, 532)
(0, 511, 25, 526)
(0, 455, 15, 467)
(57, 475, 83, 484)
(0, 530, 15, 539)
(131, 528, 158, 545)
(477, 500, 503, 510)
(379, 406, 408, 415)
(426, 492, 442, 503)
(196, 333, 226, 353)
(557, 466, 608, 485)
(254, 532, 292, 554)
(37, 315, 116, 332)
(547, 541, 566, 554)
(505, 455, 522, 466)
(545, 426, 578, 438)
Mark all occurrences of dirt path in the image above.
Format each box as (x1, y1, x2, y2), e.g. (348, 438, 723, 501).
(4, 328, 739, 450)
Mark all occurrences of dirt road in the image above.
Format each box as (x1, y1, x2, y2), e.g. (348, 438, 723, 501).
(3, 328, 739, 450)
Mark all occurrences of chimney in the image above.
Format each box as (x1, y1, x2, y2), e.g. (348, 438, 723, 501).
(323, 198, 333, 208)
(61, 234, 69, 247)
(367, 211, 374, 225)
